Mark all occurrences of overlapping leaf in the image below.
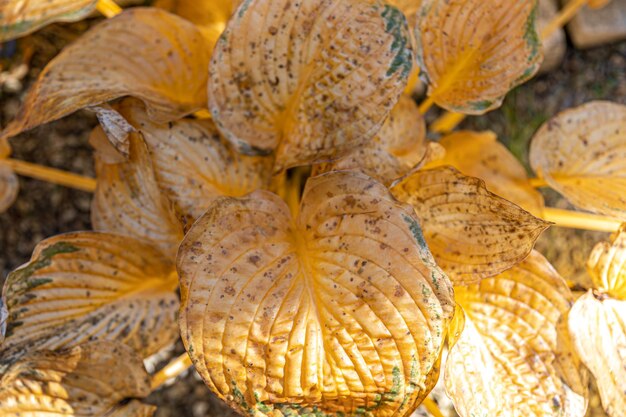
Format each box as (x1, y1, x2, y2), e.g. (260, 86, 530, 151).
(209, 0, 414, 172)
(569, 291, 626, 417)
(108, 99, 273, 227)
(427, 130, 544, 216)
(92, 130, 184, 258)
(0, 341, 155, 416)
(0, 8, 211, 144)
(0, 0, 96, 42)
(0, 232, 178, 370)
(415, 0, 542, 114)
(446, 251, 588, 417)
(178, 171, 455, 416)
(391, 167, 549, 284)
(314, 95, 427, 185)
(530, 101, 626, 219)
(0, 165, 18, 214)
(587, 225, 626, 300)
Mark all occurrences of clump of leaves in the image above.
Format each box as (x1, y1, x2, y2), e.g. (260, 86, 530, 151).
(0, 1, 624, 417)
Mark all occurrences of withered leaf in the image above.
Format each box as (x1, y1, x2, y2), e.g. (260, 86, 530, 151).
(0, 165, 18, 214)
(415, 0, 542, 114)
(391, 166, 549, 284)
(530, 101, 626, 219)
(92, 130, 184, 259)
(209, 0, 414, 172)
(427, 130, 544, 216)
(0, 232, 179, 370)
(0, 341, 155, 416)
(569, 291, 626, 417)
(446, 251, 589, 417)
(178, 171, 455, 416)
(587, 225, 626, 301)
(0, 8, 211, 144)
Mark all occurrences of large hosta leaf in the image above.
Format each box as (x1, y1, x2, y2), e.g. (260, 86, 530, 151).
(0, 165, 18, 213)
(109, 99, 273, 227)
(391, 167, 549, 284)
(446, 251, 588, 417)
(569, 291, 626, 417)
(427, 131, 544, 216)
(0, 8, 211, 144)
(415, 0, 542, 114)
(92, 130, 183, 258)
(588, 225, 626, 300)
(209, 0, 413, 172)
(0, 341, 155, 416)
(178, 171, 455, 416)
(314, 95, 427, 186)
(530, 101, 626, 219)
(0, 0, 96, 42)
(0, 232, 178, 370)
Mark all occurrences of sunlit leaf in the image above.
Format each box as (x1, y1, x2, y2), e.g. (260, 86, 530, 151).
(92, 130, 184, 258)
(0, 232, 178, 370)
(154, 0, 236, 48)
(0, 0, 96, 42)
(110, 99, 273, 227)
(0, 341, 155, 416)
(392, 166, 549, 284)
(0, 165, 18, 214)
(209, 0, 414, 172)
(427, 130, 544, 216)
(415, 0, 542, 114)
(314, 95, 427, 185)
(588, 225, 626, 300)
(530, 101, 626, 219)
(569, 291, 626, 417)
(0, 8, 211, 144)
(446, 251, 589, 417)
(178, 171, 455, 416)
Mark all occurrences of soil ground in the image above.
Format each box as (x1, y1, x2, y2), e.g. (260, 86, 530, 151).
(0, 16, 624, 417)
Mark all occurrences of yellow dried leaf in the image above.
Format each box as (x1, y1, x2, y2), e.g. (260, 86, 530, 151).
(387, 0, 422, 20)
(569, 291, 626, 417)
(530, 101, 626, 219)
(209, 0, 413, 172)
(0, 0, 96, 42)
(178, 171, 455, 416)
(427, 130, 545, 216)
(0, 341, 154, 416)
(0, 165, 18, 213)
(111, 99, 273, 227)
(314, 95, 427, 185)
(92, 131, 184, 259)
(391, 166, 549, 284)
(446, 251, 588, 417)
(0, 8, 211, 144)
(415, 0, 542, 114)
(0, 232, 178, 369)
(588, 225, 626, 300)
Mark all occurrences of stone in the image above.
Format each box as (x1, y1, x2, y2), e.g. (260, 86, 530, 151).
(564, 0, 626, 48)
(537, 0, 568, 73)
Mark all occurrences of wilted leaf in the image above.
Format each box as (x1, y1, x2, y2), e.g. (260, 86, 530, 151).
(530, 101, 626, 219)
(314, 95, 427, 185)
(387, 0, 422, 20)
(0, 341, 154, 416)
(427, 130, 544, 216)
(0, 8, 211, 144)
(415, 0, 542, 114)
(0, 165, 18, 213)
(391, 166, 549, 284)
(92, 131, 184, 258)
(209, 0, 414, 172)
(178, 171, 455, 416)
(587, 225, 626, 300)
(446, 251, 588, 417)
(110, 99, 273, 227)
(0, 0, 96, 42)
(0, 232, 178, 370)
(569, 291, 626, 417)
